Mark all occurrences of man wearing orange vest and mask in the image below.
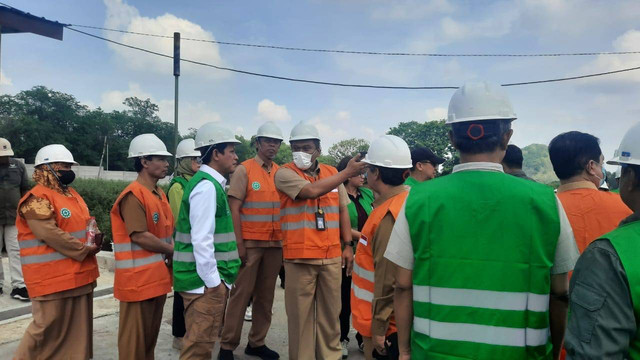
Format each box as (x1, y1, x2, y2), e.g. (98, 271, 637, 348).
(351, 135, 412, 360)
(14, 144, 102, 359)
(549, 131, 632, 255)
(274, 121, 367, 360)
(219, 121, 284, 360)
(111, 134, 174, 360)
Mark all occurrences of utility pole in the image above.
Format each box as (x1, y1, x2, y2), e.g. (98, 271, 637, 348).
(173, 32, 180, 166)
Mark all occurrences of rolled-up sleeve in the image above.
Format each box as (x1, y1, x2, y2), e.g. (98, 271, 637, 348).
(565, 239, 636, 359)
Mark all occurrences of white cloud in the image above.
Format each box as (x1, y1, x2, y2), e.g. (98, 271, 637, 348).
(337, 111, 351, 122)
(0, 71, 12, 87)
(99, 83, 221, 133)
(577, 29, 640, 86)
(426, 107, 448, 121)
(103, 0, 227, 79)
(257, 99, 291, 123)
(371, 0, 455, 20)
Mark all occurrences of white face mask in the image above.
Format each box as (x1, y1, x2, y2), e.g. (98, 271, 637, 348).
(292, 151, 313, 170)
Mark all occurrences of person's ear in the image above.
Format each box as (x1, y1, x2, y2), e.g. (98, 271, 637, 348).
(500, 129, 514, 150)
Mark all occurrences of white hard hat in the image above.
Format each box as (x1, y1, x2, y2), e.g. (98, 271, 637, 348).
(35, 144, 78, 166)
(194, 122, 240, 150)
(447, 81, 517, 124)
(0, 138, 14, 156)
(608, 122, 640, 166)
(289, 122, 320, 142)
(256, 121, 284, 141)
(176, 139, 200, 159)
(128, 134, 172, 159)
(363, 135, 412, 169)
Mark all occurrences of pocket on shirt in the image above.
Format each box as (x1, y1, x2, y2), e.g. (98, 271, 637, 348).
(569, 281, 606, 343)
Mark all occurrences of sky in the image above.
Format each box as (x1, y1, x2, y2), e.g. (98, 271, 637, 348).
(2, 0, 640, 170)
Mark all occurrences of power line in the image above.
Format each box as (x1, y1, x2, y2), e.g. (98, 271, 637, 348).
(67, 23, 640, 58)
(67, 27, 640, 90)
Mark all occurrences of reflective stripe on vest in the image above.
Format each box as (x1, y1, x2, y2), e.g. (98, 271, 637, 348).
(352, 261, 374, 283)
(16, 185, 99, 298)
(413, 317, 550, 347)
(242, 201, 280, 209)
(112, 236, 172, 253)
(413, 285, 549, 312)
(240, 213, 280, 222)
(352, 281, 373, 302)
(173, 231, 240, 263)
(116, 254, 165, 269)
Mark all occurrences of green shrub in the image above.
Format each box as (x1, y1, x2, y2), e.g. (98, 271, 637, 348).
(71, 178, 130, 251)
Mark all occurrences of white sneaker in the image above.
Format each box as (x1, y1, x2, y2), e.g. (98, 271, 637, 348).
(341, 340, 349, 359)
(244, 305, 253, 322)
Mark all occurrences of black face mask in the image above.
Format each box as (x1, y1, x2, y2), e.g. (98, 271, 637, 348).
(57, 170, 76, 185)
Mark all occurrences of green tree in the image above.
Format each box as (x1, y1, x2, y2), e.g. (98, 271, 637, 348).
(521, 144, 558, 184)
(327, 138, 369, 164)
(387, 120, 457, 174)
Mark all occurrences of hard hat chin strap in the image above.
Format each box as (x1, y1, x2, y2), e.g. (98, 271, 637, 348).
(198, 145, 214, 165)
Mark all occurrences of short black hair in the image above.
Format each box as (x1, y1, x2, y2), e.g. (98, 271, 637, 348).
(549, 131, 601, 180)
(451, 120, 512, 154)
(200, 143, 231, 165)
(337, 156, 352, 185)
(622, 165, 640, 188)
(290, 139, 321, 150)
(134, 156, 153, 173)
(503, 144, 524, 169)
(372, 165, 407, 186)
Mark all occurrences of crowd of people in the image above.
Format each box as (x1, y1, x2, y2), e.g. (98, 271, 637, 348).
(1, 80, 640, 359)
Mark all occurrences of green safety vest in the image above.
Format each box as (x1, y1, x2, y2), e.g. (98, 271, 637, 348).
(607, 220, 640, 359)
(173, 170, 241, 291)
(405, 170, 560, 359)
(404, 176, 419, 188)
(169, 176, 188, 190)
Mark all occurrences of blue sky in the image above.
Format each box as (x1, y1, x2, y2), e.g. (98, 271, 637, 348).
(2, 0, 640, 170)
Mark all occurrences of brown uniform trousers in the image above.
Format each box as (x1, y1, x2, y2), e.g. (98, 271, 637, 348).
(118, 295, 166, 360)
(180, 284, 229, 359)
(221, 246, 283, 350)
(284, 260, 342, 360)
(14, 287, 94, 360)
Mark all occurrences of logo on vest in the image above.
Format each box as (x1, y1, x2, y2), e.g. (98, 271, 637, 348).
(60, 208, 72, 219)
(251, 181, 261, 190)
(152, 212, 160, 224)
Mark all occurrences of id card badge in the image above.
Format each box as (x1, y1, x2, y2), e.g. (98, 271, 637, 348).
(315, 209, 326, 231)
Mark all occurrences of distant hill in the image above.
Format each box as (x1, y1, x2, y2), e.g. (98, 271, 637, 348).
(521, 144, 559, 185)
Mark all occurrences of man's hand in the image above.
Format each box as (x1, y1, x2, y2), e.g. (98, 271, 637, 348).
(373, 335, 387, 355)
(237, 241, 247, 266)
(342, 245, 354, 276)
(87, 244, 100, 256)
(344, 153, 368, 178)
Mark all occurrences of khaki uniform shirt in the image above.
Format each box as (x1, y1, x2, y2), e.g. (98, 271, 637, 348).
(274, 162, 350, 265)
(119, 178, 164, 236)
(228, 156, 281, 248)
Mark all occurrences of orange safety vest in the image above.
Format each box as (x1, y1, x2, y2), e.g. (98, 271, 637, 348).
(16, 185, 99, 298)
(110, 181, 174, 302)
(279, 163, 341, 259)
(239, 158, 282, 241)
(351, 190, 407, 337)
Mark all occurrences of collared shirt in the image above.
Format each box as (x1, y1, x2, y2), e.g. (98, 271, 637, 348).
(557, 180, 632, 253)
(0, 158, 29, 225)
(187, 164, 228, 294)
(370, 185, 408, 337)
(228, 156, 281, 248)
(384, 162, 579, 274)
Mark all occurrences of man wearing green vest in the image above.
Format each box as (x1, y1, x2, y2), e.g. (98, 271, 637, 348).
(173, 122, 242, 359)
(384, 81, 579, 360)
(167, 138, 201, 351)
(404, 147, 444, 187)
(565, 122, 640, 359)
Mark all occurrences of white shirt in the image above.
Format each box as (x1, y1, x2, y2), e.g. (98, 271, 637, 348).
(384, 162, 579, 274)
(185, 164, 228, 294)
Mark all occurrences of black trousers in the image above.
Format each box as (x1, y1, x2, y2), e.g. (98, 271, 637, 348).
(340, 267, 351, 342)
(172, 291, 186, 337)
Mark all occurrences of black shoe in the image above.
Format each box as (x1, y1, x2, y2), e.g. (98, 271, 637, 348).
(245, 344, 279, 360)
(218, 349, 234, 360)
(10, 287, 29, 301)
